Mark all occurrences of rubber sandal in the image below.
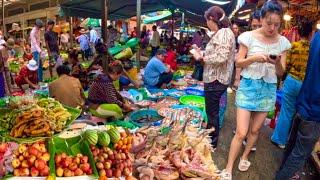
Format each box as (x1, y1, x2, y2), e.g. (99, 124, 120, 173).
(220, 169, 232, 180)
(238, 158, 251, 172)
(291, 173, 300, 180)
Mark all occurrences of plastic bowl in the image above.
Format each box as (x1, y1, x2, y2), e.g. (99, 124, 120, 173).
(129, 108, 163, 127)
(180, 95, 205, 110)
(185, 87, 204, 96)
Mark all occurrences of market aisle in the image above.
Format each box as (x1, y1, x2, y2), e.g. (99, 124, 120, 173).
(214, 94, 286, 180)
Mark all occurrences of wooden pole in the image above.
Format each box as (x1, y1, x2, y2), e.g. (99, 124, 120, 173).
(171, 10, 174, 39)
(179, 12, 184, 41)
(136, 0, 141, 70)
(102, 0, 108, 42)
(2, 0, 5, 37)
(69, 17, 73, 48)
(102, 0, 109, 73)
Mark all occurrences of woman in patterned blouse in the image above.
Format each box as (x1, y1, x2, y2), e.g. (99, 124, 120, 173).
(200, 6, 236, 148)
(88, 61, 134, 119)
(271, 18, 313, 148)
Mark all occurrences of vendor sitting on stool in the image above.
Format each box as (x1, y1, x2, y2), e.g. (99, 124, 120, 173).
(143, 49, 173, 88)
(15, 59, 39, 90)
(88, 61, 134, 119)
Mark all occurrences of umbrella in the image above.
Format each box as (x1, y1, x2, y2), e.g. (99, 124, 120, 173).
(143, 10, 172, 24)
(80, 18, 101, 28)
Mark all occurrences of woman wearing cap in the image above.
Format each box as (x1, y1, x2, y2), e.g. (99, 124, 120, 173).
(15, 59, 39, 90)
(197, 6, 235, 149)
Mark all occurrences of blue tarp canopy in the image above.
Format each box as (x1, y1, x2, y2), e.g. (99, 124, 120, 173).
(60, 0, 164, 20)
(60, 0, 245, 26)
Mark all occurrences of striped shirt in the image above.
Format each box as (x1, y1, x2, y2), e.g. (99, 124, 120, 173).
(203, 28, 236, 85)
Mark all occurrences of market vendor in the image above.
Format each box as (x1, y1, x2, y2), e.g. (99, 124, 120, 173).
(49, 64, 85, 108)
(143, 49, 173, 88)
(15, 59, 39, 90)
(88, 57, 140, 90)
(88, 61, 134, 119)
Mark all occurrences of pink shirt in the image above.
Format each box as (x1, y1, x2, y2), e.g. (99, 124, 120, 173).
(30, 27, 41, 53)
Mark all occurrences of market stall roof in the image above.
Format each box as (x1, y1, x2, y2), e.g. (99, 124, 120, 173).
(60, 0, 165, 20)
(60, 0, 245, 25)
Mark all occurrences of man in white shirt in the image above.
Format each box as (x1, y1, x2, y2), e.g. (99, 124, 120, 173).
(30, 19, 43, 82)
(149, 25, 160, 57)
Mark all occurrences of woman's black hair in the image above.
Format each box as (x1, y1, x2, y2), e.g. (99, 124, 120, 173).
(108, 61, 123, 75)
(260, 0, 283, 18)
(56, 64, 71, 76)
(297, 18, 313, 38)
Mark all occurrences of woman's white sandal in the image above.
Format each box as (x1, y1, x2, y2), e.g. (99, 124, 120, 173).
(238, 158, 251, 172)
(220, 169, 232, 180)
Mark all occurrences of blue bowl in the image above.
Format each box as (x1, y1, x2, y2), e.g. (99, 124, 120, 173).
(129, 108, 163, 127)
(185, 87, 204, 96)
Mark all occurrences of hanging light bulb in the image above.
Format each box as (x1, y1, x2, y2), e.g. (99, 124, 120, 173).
(203, 0, 231, 5)
(283, 14, 292, 21)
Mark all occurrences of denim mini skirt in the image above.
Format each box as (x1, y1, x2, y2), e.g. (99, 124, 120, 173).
(236, 78, 277, 112)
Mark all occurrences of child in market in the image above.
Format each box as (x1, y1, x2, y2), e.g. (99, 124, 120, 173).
(164, 44, 177, 71)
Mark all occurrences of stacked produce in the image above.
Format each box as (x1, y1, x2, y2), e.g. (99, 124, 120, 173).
(85, 127, 134, 179)
(7, 57, 24, 73)
(132, 107, 219, 179)
(0, 142, 19, 177)
(0, 97, 72, 138)
(55, 153, 93, 177)
(11, 141, 50, 177)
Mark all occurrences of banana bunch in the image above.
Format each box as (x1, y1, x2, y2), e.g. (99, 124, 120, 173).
(50, 106, 71, 132)
(10, 107, 54, 138)
(38, 98, 71, 132)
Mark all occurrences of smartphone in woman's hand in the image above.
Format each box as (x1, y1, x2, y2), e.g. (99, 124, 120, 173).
(269, 54, 278, 60)
(268, 54, 280, 64)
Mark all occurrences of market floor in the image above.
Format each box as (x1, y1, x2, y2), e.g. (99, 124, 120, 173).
(214, 93, 319, 180)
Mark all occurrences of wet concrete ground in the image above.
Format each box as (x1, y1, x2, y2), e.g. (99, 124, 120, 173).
(214, 93, 319, 180)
